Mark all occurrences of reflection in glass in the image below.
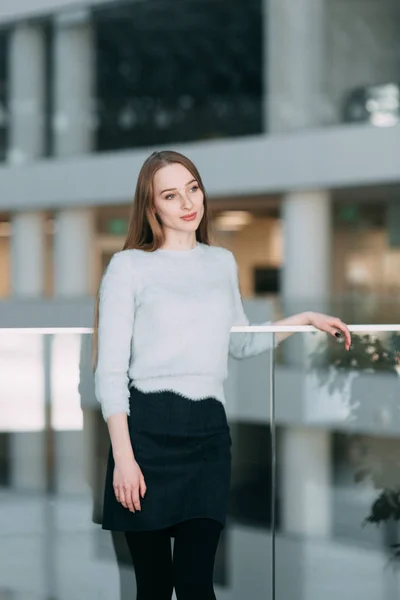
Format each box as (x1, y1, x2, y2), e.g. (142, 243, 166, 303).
(51, 332, 83, 431)
(0, 331, 45, 432)
(311, 332, 400, 556)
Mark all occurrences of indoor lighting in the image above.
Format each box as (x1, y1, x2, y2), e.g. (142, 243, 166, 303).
(214, 211, 253, 232)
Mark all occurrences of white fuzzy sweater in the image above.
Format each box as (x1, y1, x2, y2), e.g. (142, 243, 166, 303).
(94, 243, 274, 420)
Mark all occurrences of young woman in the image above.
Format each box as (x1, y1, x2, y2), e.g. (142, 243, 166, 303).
(93, 150, 351, 600)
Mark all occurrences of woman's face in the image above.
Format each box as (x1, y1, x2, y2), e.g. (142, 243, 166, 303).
(153, 163, 204, 235)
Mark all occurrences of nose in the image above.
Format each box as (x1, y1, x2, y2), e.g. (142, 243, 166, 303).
(181, 190, 193, 210)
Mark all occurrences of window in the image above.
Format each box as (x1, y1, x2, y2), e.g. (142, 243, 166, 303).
(93, 0, 263, 151)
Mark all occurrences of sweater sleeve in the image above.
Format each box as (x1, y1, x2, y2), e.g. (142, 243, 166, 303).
(94, 251, 137, 421)
(227, 252, 276, 359)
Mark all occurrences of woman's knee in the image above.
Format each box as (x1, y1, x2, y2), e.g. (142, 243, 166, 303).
(125, 529, 173, 600)
(172, 518, 222, 600)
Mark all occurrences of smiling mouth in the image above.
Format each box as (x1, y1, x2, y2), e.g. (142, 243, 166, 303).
(181, 212, 197, 221)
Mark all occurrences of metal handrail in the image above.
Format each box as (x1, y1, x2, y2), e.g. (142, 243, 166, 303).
(1, 324, 400, 334)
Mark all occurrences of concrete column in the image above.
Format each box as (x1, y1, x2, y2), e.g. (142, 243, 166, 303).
(280, 427, 332, 536)
(53, 207, 95, 495)
(280, 190, 332, 532)
(266, 0, 328, 133)
(8, 23, 45, 164)
(53, 8, 95, 157)
(53, 208, 95, 297)
(282, 190, 332, 315)
(11, 212, 46, 297)
(277, 190, 333, 599)
(10, 212, 47, 492)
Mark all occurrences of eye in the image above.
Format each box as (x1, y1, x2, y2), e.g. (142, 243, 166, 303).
(189, 185, 199, 193)
(165, 193, 175, 200)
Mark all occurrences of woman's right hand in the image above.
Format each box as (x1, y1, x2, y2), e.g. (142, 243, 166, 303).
(113, 455, 147, 512)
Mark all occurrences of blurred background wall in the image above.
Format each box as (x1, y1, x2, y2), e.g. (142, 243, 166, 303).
(0, 0, 399, 322)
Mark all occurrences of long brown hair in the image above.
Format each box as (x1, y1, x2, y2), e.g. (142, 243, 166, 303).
(92, 150, 211, 369)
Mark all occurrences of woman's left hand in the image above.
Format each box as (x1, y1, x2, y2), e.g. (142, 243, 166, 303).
(308, 312, 352, 351)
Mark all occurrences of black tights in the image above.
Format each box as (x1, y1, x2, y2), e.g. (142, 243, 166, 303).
(124, 518, 223, 600)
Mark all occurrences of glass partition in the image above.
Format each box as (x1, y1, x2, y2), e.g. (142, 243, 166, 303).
(275, 326, 400, 600)
(3, 325, 400, 599)
(0, 328, 275, 600)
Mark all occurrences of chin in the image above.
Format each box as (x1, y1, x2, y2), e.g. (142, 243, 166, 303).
(179, 220, 199, 229)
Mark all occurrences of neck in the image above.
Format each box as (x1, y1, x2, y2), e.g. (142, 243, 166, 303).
(161, 231, 197, 251)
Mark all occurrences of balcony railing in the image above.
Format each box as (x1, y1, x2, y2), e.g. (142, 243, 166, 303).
(1, 324, 400, 600)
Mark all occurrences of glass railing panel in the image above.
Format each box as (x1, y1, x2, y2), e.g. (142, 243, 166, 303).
(0, 330, 99, 600)
(6, 325, 400, 600)
(0, 328, 276, 600)
(275, 326, 400, 600)
(222, 331, 275, 599)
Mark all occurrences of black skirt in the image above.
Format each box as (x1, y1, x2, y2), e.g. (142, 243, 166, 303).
(102, 386, 232, 532)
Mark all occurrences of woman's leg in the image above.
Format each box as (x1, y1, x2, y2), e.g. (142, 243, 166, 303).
(172, 518, 223, 600)
(124, 528, 173, 600)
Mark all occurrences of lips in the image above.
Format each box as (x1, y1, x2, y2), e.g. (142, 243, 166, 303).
(181, 212, 197, 221)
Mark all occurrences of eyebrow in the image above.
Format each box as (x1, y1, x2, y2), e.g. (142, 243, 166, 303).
(160, 179, 197, 195)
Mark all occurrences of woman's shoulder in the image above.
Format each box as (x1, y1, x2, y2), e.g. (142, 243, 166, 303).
(108, 248, 150, 265)
(100, 249, 150, 292)
(203, 244, 235, 267)
(104, 249, 150, 279)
